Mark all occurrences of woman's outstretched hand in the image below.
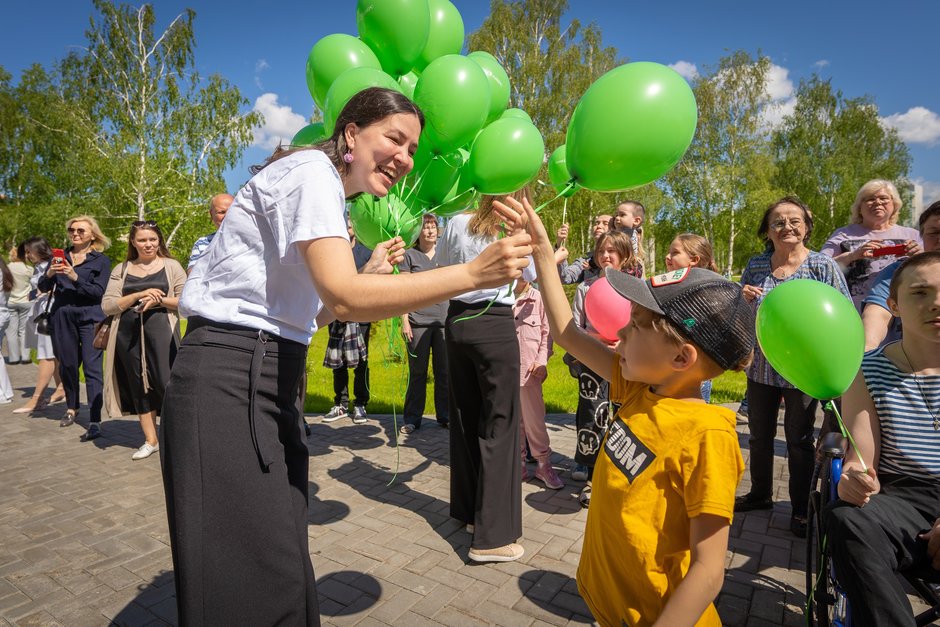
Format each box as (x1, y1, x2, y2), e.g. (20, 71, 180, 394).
(361, 236, 406, 275)
(469, 233, 532, 289)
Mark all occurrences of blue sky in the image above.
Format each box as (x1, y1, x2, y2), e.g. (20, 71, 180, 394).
(3, 1, 938, 205)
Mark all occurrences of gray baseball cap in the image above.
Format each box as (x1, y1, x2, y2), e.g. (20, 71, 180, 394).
(606, 267, 755, 370)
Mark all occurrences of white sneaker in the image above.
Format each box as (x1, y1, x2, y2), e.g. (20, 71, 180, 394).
(132, 442, 159, 460)
(322, 406, 347, 422)
(351, 406, 368, 425)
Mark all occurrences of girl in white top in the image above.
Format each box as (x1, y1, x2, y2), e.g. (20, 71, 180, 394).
(161, 87, 532, 626)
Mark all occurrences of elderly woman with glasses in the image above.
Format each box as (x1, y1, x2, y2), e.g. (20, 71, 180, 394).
(101, 221, 186, 460)
(821, 179, 922, 310)
(38, 215, 112, 438)
(733, 196, 851, 538)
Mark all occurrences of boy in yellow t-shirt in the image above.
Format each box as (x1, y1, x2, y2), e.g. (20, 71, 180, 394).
(495, 197, 755, 626)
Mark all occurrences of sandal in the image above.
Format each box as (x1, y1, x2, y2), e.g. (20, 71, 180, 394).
(578, 481, 592, 509)
(49, 389, 66, 404)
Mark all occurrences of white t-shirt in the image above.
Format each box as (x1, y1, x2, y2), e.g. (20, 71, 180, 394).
(180, 150, 348, 344)
(437, 213, 535, 305)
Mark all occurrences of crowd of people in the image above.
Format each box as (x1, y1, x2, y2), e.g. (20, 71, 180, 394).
(2, 85, 937, 626)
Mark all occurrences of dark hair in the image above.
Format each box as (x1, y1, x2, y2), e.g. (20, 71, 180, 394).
(15, 241, 26, 262)
(251, 87, 424, 181)
(888, 250, 940, 303)
(22, 236, 53, 263)
(919, 200, 940, 232)
(0, 258, 12, 293)
(757, 195, 815, 250)
(125, 221, 172, 262)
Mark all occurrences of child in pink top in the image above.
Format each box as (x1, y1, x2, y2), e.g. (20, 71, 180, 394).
(513, 280, 564, 489)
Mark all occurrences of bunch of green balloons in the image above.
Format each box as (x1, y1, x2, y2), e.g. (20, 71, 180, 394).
(301, 0, 546, 248)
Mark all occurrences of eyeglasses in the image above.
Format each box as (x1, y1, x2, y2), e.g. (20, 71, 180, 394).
(67, 228, 87, 235)
(865, 195, 893, 205)
(132, 220, 158, 228)
(769, 218, 805, 231)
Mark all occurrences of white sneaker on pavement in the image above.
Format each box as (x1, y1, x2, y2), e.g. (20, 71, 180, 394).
(132, 442, 159, 460)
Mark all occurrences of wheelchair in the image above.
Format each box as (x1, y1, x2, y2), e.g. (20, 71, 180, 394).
(806, 432, 940, 626)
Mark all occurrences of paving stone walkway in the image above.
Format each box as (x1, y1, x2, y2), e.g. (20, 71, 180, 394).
(0, 362, 933, 626)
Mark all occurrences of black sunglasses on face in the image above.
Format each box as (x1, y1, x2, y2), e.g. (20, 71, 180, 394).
(68, 228, 86, 235)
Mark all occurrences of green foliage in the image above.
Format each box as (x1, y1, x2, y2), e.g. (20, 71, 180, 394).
(656, 51, 778, 275)
(0, 0, 260, 262)
(467, 0, 625, 259)
(771, 77, 912, 249)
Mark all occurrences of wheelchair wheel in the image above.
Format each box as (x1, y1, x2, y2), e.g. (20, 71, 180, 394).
(806, 457, 850, 626)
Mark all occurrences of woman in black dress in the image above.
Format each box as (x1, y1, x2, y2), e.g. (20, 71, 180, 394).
(101, 221, 186, 459)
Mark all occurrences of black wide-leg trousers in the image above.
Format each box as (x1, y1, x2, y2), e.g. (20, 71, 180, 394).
(445, 301, 522, 550)
(160, 318, 317, 626)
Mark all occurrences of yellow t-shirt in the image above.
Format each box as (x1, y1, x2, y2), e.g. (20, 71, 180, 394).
(577, 360, 744, 627)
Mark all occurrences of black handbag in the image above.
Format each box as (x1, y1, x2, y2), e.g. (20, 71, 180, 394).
(32, 289, 54, 335)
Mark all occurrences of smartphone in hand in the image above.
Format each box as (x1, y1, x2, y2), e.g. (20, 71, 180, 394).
(52, 248, 66, 264)
(872, 243, 907, 257)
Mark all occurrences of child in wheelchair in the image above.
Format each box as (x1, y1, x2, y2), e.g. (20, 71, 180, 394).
(821, 251, 940, 626)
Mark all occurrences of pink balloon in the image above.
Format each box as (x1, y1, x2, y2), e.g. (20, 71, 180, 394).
(584, 277, 632, 342)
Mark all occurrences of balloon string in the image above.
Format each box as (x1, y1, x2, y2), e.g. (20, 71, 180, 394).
(426, 186, 474, 214)
(403, 167, 426, 202)
(825, 401, 868, 472)
(562, 195, 568, 226)
(533, 180, 576, 214)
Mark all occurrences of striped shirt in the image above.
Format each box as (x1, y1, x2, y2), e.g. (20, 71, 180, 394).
(861, 345, 940, 482)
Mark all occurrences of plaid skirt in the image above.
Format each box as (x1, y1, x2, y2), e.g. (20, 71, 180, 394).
(322, 320, 368, 369)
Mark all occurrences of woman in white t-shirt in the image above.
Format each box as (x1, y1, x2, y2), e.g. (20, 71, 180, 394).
(162, 87, 532, 626)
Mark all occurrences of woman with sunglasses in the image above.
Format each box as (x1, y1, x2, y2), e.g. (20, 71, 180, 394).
(101, 221, 185, 460)
(734, 197, 851, 538)
(38, 216, 111, 438)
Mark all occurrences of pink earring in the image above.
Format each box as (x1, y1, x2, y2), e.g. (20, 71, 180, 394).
(343, 151, 354, 164)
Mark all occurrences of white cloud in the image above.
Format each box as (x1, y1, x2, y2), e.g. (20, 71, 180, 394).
(813, 59, 830, 69)
(254, 58, 270, 90)
(764, 64, 794, 101)
(669, 60, 698, 81)
(916, 178, 940, 205)
(880, 106, 940, 145)
(251, 93, 307, 150)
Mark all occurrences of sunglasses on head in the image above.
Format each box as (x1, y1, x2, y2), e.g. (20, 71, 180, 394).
(132, 220, 158, 228)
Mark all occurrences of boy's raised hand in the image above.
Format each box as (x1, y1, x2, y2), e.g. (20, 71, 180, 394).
(492, 196, 553, 261)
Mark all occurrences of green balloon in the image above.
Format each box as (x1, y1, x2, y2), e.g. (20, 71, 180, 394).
(415, 0, 464, 71)
(291, 123, 326, 147)
(350, 192, 424, 249)
(467, 117, 544, 195)
(566, 62, 697, 192)
(414, 54, 490, 154)
(398, 71, 419, 99)
(323, 67, 402, 136)
(357, 0, 430, 77)
(547, 145, 580, 197)
(500, 108, 532, 123)
(468, 51, 510, 123)
(411, 149, 467, 205)
(756, 280, 864, 399)
(305, 34, 381, 110)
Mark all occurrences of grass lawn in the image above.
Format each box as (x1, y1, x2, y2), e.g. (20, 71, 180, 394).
(303, 319, 747, 415)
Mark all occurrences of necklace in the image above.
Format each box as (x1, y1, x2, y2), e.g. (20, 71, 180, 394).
(899, 342, 940, 431)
